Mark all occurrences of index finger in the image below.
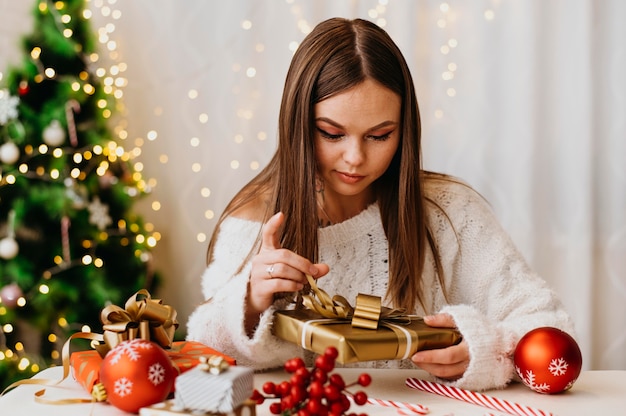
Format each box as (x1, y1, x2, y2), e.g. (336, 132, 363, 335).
(261, 212, 284, 250)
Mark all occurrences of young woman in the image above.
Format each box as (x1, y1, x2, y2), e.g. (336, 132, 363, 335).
(186, 17, 575, 391)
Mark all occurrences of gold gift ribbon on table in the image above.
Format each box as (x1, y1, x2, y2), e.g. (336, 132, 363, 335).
(0, 331, 104, 403)
(96, 288, 178, 356)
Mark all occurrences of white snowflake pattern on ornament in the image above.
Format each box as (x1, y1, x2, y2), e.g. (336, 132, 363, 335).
(109, 339, 154, 365)
(515, 366, 551, 393)
(114, 377, 133, 397)
(548, 357, 569, 376)
(0, 89, 20, 125)
(148, 362, 166, 385)
(564, 379, 576, 391)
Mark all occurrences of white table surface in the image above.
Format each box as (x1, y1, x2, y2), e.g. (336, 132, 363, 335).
(1, 366, 624, 415)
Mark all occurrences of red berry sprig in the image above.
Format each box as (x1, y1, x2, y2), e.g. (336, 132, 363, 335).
(250, 346, 372, 416)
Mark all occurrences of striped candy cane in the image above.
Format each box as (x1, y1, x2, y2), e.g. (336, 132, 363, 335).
(365, 396, 429, 415)
(405, 378, 554, 416)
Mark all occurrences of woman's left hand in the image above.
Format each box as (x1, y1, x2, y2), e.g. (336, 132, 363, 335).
(411, 313, 469, 380)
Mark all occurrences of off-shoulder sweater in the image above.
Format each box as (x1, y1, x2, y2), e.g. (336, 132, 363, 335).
(186, 178, 575, 391)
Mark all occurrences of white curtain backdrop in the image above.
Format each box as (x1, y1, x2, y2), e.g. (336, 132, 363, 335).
(1, 0, 624, 371)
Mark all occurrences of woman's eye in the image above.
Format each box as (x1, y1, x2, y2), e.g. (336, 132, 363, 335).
(369, 132, 392, 141)
(317, 128, 344, 140)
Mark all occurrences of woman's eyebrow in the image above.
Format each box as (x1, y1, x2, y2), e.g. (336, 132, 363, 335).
(315, 117, 398, 132)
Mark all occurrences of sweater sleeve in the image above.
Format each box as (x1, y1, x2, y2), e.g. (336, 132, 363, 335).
(185, 217, 303, 370)
(428, 181, 576, 391)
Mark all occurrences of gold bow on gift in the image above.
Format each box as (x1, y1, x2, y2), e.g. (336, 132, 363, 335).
(301, 274, 410, 330)
(96, 289, 178, 356)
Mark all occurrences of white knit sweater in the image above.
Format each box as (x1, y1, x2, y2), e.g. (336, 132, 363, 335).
(186, 178, 575, 391)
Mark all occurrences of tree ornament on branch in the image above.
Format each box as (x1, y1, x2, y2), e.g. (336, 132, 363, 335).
(0, 283, 23, 309)
(65, 99, 80, 147)
(0, 141, 20, 165)
(0, 89, 22, 165)
(42, 120, 65, 147)
(87, 196, 112, 231)
(0, 89, 19, 125)
(0, 210, 19, 260)
(61, 215, 71, 264)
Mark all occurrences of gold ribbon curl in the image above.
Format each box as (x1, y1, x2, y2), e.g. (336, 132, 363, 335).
(301, 274, 410, 330)
(97, 289, 178, 356)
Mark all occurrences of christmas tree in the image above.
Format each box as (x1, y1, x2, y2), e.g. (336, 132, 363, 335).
(0, 0, 160, 389)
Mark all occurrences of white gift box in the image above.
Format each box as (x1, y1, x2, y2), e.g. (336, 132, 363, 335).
(173, 365, 254, 414)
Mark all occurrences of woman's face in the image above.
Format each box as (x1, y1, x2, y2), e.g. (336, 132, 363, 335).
(314, 79, 401, 204)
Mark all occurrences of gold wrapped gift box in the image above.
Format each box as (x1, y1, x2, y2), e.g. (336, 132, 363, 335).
(272, 275, 462, 364)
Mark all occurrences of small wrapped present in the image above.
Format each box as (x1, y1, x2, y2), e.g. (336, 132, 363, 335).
(272, 275, 462, 364)
(71, 340, 237, 394)
(140, 399, 256, 416)
(174, 357, 254, 414)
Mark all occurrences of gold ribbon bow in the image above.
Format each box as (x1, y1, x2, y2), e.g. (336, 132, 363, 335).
(97, 289, 178, 356)
(198, 354, 230, 375)
(301, 274, 409, 330)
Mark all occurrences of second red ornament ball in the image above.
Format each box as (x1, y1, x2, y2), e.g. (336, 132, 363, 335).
(100, 339, 177, 413)
(514, 326, 582, 394)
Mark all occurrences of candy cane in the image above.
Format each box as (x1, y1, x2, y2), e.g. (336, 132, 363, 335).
(405, 378, 554, 416)
(65, 99, 80, 147)
(364, 396, 429, 415)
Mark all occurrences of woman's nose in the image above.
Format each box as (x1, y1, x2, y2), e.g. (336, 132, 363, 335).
(342, 138, 365, 166)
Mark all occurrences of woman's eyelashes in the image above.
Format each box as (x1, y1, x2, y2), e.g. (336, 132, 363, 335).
(316, 127, 344, 140)
(316, 127, 394, 141)
(369, 131, 393, 141)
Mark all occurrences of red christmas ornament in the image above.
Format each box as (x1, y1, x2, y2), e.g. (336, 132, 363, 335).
(17, 80, 29, 96)
(514, 326, 582, 394)
(100, 339, 177, 413)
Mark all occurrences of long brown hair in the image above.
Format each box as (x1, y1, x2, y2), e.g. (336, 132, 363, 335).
(207, 17, 446, 313)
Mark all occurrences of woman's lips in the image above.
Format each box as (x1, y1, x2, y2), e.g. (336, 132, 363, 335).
(336, 171, 365, 184)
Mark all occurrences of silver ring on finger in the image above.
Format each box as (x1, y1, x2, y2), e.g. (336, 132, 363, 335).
(266, 264, 275, 279)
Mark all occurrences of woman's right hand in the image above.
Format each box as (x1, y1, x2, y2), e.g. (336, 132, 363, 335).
(245, 212, 329, 333)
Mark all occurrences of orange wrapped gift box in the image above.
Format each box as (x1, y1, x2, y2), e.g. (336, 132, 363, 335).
(70, 341, 237, 394)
